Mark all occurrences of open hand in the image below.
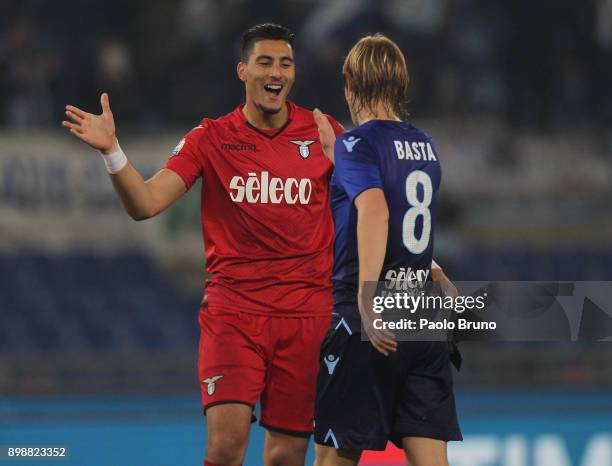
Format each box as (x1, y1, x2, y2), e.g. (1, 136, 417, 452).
(62, 93, 117, 153)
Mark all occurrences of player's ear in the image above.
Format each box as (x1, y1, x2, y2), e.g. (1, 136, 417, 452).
(237, 62, 247, 83)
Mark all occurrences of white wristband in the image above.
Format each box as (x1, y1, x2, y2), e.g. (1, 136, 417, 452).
(99, 141, 128, 174)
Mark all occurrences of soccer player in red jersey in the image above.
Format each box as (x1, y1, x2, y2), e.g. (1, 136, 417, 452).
(63, 23, 343, 466)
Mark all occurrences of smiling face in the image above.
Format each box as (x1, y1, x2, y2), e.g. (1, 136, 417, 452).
(238, 39, 295, 116)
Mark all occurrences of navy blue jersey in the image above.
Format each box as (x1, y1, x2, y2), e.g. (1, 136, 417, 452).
(331, 120, 441, 328)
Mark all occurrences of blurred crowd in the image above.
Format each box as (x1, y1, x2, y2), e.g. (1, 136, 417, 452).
(1, 0, 611, 130)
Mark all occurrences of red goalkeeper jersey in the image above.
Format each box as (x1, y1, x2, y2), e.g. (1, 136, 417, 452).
(166, 101, 344, 316)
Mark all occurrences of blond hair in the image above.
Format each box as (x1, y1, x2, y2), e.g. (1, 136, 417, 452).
(342, 34, 409, 119)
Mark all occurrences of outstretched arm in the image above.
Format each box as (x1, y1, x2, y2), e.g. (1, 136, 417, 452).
(63, 93, 186, 220)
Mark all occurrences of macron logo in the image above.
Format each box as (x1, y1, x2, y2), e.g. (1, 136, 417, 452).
(323, 355, 340, 375)
(342, 136, 361, 153)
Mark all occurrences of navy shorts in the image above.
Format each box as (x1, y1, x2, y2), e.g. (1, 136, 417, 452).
(314, 323, 462, 451)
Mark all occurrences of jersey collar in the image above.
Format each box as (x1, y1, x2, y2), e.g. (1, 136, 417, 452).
(236, 101, 295, 139)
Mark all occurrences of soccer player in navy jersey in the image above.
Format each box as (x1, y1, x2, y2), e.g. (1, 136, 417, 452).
(313, 35, 462, 466)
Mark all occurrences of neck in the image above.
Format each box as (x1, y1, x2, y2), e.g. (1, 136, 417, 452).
(354, 102, 400, 126)
(242, 100, 289, 129)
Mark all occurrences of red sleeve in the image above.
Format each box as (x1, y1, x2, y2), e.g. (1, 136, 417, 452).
(165, 123, 206, 190)
(326, 115, 345, 137)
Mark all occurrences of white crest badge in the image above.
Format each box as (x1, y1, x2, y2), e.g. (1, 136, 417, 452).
(289, 140, 316, 159)
(203, 375, 223, 395)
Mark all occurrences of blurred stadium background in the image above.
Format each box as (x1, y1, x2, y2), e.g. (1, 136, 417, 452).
(1, 0, 612, 465)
